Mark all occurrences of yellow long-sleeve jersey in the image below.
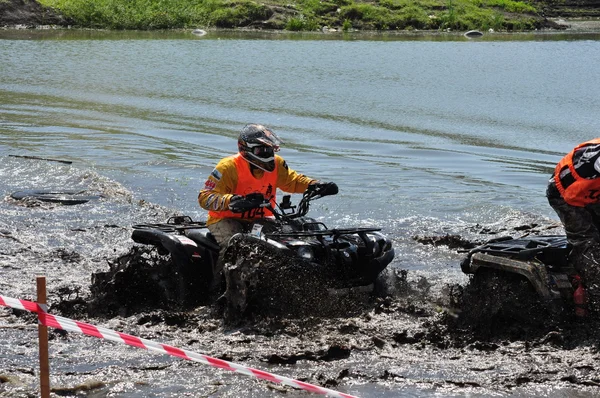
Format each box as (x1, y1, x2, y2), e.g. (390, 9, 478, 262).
(198, 154, 315, 225)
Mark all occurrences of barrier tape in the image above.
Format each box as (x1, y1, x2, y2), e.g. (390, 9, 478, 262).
(0, 294, 358, 398)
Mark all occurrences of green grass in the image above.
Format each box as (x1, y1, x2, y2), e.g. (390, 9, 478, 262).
(37, 0, 543, 31)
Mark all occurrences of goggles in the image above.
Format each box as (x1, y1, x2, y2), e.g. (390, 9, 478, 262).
(252, 145, 278, 157)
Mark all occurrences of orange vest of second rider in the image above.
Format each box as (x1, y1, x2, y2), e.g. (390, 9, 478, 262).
(554, 138, 600, 207)
(208, 154, 278, 220)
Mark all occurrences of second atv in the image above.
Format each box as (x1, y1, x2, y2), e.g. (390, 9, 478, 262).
(458, 234, 587, 330)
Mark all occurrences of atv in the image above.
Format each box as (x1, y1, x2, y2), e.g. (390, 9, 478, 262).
(459, 234, 587, 329)
(92, 183, 395, 320)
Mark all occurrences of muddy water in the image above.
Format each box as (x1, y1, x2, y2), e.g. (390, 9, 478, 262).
(1, 30, 600, 397)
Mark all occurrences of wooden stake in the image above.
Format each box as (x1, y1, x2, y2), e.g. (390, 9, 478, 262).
(37, 276, 50, 398)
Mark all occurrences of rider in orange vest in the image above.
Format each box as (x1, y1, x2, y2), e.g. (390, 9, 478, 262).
(198, 124, 328, 277)
(547, 138, 600, 315)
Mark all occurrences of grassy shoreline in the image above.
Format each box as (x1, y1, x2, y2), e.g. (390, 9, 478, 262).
(30, 0, 564, 32)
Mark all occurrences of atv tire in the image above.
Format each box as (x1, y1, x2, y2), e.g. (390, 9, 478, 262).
(89, 246, 176, 316)
(456, 268, 553, 339)
(221, 235, 339, 323)
(89, 246, 210, 317)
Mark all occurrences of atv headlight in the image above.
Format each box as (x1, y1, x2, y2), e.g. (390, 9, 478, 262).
(296, 246, 314, 261)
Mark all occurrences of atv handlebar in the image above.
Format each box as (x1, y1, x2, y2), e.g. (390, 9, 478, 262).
(276, 182, 338, 220)
(307, 182, 338, 198)
(228, 183, 338, 219)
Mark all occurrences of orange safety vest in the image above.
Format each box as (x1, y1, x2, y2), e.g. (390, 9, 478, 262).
(208, 154, 278, 220)
(554, 138, 600, 207)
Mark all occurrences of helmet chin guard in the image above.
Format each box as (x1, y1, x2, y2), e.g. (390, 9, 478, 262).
(238, 124, 282, 172)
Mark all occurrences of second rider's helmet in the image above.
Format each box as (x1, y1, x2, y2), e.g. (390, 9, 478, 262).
(238, 124, 282, 172)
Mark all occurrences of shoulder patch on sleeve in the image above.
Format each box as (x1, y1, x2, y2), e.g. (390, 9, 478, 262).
(282, 160, 289, 170)
(210, 168, 222, 181)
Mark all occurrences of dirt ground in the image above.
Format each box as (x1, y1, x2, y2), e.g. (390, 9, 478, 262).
(4, 270, 600, 396)
(0, 0, 70, 27)
(4, 238, 599, 396)
(551, 18, 600, 30)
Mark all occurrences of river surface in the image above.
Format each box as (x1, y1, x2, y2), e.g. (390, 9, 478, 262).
(1, 29, 600, 397)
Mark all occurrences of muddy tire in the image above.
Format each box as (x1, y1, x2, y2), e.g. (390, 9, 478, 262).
(221, 235, 338, 323)
(89, 246, 205, 317)
(373, 268, 393, 298)
(456, 268, 553, 339)
(222, 257, 254, 324)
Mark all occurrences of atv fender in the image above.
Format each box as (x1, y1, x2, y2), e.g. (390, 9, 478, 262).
(131, 228, 199, 306)
(228, 232, 291, 251)
(467, 252, 552, 301)
(185, 229, 220, 252)
(132, 228, 196, 263)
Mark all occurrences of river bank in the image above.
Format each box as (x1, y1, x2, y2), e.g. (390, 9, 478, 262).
(2, 0, 600, 33)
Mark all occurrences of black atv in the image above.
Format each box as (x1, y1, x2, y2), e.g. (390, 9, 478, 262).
(459, 235, 586, 329)
(92, 183, 394, 319)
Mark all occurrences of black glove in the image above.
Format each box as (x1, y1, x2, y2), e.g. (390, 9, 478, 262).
(228, 193, 266, 213)
(309, 181, 338, 196)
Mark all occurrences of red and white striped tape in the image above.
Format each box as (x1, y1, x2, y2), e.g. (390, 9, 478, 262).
(0, 294, 358, 398)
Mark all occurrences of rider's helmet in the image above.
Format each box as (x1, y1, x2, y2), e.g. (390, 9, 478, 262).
(238, 124, 282, 172)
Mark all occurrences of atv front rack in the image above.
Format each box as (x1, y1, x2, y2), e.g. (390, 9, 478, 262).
(265, 227, 381, 238)
(266, 227, 386, 258)
(133, 216, 207, 233)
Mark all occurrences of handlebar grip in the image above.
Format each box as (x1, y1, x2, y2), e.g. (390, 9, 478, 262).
(323, 182, 338, 195)
(228, 193, 267, 213)
(309, 182, 338, 196)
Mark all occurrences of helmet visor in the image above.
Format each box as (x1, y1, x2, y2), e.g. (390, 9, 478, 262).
(256, 128, 282, 148)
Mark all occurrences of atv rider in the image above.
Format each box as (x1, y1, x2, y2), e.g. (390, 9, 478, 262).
(547, 138, 600, 315)
(198, 123, 328, 279)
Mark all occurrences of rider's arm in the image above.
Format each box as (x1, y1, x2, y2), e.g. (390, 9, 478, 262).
(275, 155, 317, 193)
(198, 157, 239, 211)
